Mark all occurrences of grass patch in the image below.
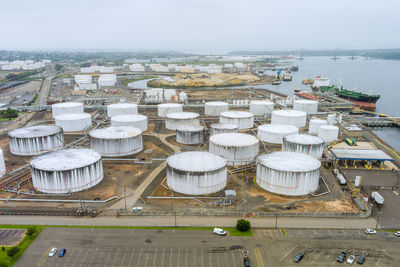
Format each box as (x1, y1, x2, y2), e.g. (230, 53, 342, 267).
(227, 228, 253, 236)
(281, 228, 286, 236)
(0, 117, 16, 121)
(0, 225, 212, 231)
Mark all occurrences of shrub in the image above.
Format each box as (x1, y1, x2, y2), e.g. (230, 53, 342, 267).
(7, 246, 20, 258)
(26, 226, 36, 237)
(236, 219, 251, 232)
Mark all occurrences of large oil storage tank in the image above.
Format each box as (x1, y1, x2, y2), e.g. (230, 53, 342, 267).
(293, 100, 318, 114)
(257, 124, 298, 144)
(55, 113, 92, 132)
(0, 149, 5, 178)
(204, 101, 229, 116)
(271, 110, 307, 127)
(8, 125, 64, 156)
(256, 151, 321, 196)
(111, 114, 148, 131)
(219, 111, 254, 129)
(209, 133, 259, 166)
(30, 148, 103, 194)
(176, 125, 204, 145)
(210, 123, 238, 136)
(318, 125, 339, 143)
(249, 100, 274, 115)
(165, 112, 199, 130)
(89, 126, 143, 157)
(107, 103, 138, 117)
(167, 151, 227, 195)
(52, 102, 83, 118)
(282, 134, 324, 158)
(157, 103, 183, 117)
(309, 119, 328, 135)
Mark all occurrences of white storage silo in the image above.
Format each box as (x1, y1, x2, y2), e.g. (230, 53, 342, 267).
(293, 100, 318, 114)
(271, 110, 307, 127)
(205, 101, 229, 116)
(165, 112, 200, 130)
(167, 151, 227, 195)
(282, 134, 324, 158)
(318, 125, 339, 143)
(219, 111, 254, 130)
(0, 149, 5, 178)
(327, 114, 336, 125)
(30, 148, 103, 194)
(176, 125, 204, 145)
(111, 114, 148, 131)
(52, 102, 83, 118)
(256, 152, 321, 196)
(257, 124, 299, 144)
(8, 125, 64, 156)
(250, 100, 274, 115)
(89, 126, 143, 157)
(309, 119, 328, 135)
(210, 123, 238, 136)
(209, 133, 259, 166)
(107, 103, 138, 117)
(55, 113, 92, 132)
(179, 92, 187, 102)
(157, 103, 183, 117)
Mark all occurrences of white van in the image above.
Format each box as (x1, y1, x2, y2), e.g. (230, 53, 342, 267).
(212, 228, 227, 236)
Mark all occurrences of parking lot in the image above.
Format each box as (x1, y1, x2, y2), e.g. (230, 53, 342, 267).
(16, 228, 246, 267)
(0, 229, 26, 246)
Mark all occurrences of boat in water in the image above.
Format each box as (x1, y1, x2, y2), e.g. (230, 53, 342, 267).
(302, 78, 314, 85)
(282, 74, 292, 81)
(295, 91, 321, 101)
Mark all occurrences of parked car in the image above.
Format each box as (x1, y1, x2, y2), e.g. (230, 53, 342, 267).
(48, 248, 57, 257)
(213, 228, 227, 236)
(132, 207, 143, 212)
(395, 231, 400, 237)
(364, 229, 377, 234)
(243, 257, 251, 267)
(58, 248, 66, 257)
(337, 251, 347, 263)
(357, 255, 366, 264)
(347, 255, 356, 264)
(293, 252, 305, 263)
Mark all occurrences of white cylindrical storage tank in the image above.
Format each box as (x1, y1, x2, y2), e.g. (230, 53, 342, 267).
(30, 148, 103, 194)
(256, 152, 321, 196)
(209, 133, 259, 166)
(282, 134, 324, 158)
(327, 114, 336, 125)
(55, 113, 92, 132)
(210, 123, 238, 136)
(165, 112, 199, 130)
(167, 151, 227, 195)
(250, 100, 274, 115)
(257, 124, 298, 144)
(204, 101, 229, 116)
(318, 125, 339, 143)
(111, 114, 148, 131)
(89, 126, 143, 157)
(219, 111, 254, 130)
(176, 125, 204, 145)
(271, 110, 307, 127)
(293, 100, 318, 114)
(107, 103, 138, 118)
(8, 125, 64, 156)
(0, 149, 5, 178)
(52, 102, 83, 118)
(309, 119, 328, 135)
(157, 103, 183, 117)
(178, 92, 187, 102)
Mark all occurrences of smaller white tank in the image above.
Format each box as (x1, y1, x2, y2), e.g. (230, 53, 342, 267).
(176, 125, 204, 145)
(293, 100, 318, 114)
(309, 119, 328, 135)
(0, 149, 5, 178)
(318, 125, 339, 143)
(178, 92, 187, 102)
(157, 103, 183, 117)
(271, 110, 307, 127)
(55, 113, 92, 132)
(210, 123, 238, 136)
(327, 114, 336, 125)
(107, 103, 138, 117)
(111, 114, 148, 131)
(165, 112, 200, 130)
(219, 111, 254, 129)
(257, 124, 299, 144)
(282, 134, 324, 158)
(205, 101, 229, 116)
(52, 102, 83, 118)
(249, 100, 274, 115)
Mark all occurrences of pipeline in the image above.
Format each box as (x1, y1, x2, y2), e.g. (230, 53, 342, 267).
(0, 196, 118, 203)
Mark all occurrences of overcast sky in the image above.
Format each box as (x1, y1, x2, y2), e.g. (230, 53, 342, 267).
(1, 0, 399, 52)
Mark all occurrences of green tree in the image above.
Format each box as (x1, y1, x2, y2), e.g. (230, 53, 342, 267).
(55, 64, 64, 71)
(26, 226, 36, 237)
(7, 246, 20, 258)
(236, 219, 251, 232)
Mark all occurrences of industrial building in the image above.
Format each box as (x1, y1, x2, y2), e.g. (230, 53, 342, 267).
(257, 124, 299, 144)
(98, 74, 117, 87)
(282, 134, 324, 158)
(107, 103, 138, 118)
(111, 114, 148, 131)
(271, 110, 307, 128)
(219, 111, 254, 130)
(165, 112, 200, 130)
(55, 113, 92, 132)
(176, 125, 204, 145)
(51, 102, 83, 118)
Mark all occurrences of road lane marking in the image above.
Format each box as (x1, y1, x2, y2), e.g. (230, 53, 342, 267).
(144, 248, 149, 267)
(279, 246, 297, 262)
(254, 248, 265, 267)
(120, 247, 127, 267)
(161, 248, 165, 267)
(311, 253, 320, 264)
(112, 248, 121, 266)
(224, 251, 228, 267)
(79, 249, 90, 266)
(129, 248, 135, 267)
(136, 248, 143, 267)
(36, 247, 52, 266)
(169, 248, 173, 267)
(376, 256, 383, 265)
(153, 247, 158, 267)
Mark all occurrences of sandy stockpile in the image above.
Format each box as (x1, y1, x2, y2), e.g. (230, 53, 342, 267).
(151, 73, 261, 87)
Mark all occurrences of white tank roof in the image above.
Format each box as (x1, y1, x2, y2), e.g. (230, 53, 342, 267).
(320, 125, 338, 130)
(166, 112, 199, 119)
(211, 123, 238, 130)
(258, 152, 321, 172)
(210, 133, 258, 147)
(52, 102, 82, 108)
(158, 103, 182, 108)
(205, 101, 229, 106)
(284, 134, 324, 145)
(220, 111, 253, 118)
(250, 100, 273, 105)
(272, 109, 306, 118)
(89, 126, 141, 139)
(112, 114, 147, 122)
(9, 125, 62, 138)
(294, 99, 318, 105)
(30, 148, 101, 171)
(108, 103, 137, 108)
(258, 124, 298, 133)
(55, 113, 91, 120)
(167, 151, 226, 172)
(176, 125, 204, 132)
